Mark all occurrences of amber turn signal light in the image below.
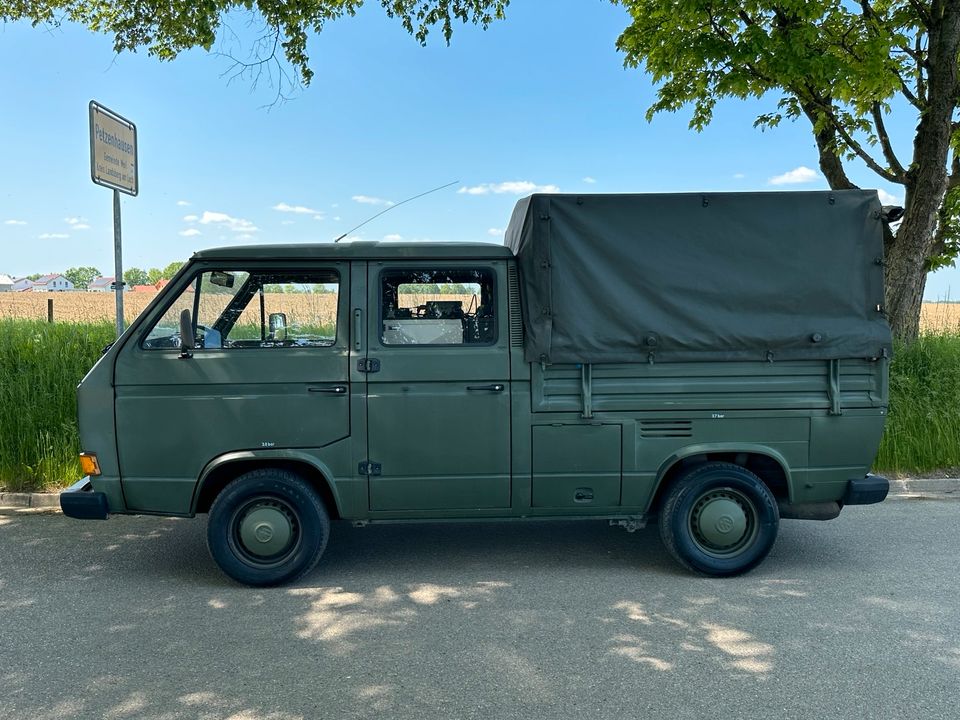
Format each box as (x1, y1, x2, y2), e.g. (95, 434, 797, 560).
(79, 452, 101, 476)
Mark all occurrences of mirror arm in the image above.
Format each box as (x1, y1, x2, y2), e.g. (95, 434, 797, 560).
(179, 308, 195, 359)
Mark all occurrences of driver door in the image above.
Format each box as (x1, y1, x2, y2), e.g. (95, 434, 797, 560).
(113, 262, 350, 514)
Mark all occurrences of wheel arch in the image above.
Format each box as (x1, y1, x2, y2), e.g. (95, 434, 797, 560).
(192, 450, 343, 519)
(647, 444, 793, 514)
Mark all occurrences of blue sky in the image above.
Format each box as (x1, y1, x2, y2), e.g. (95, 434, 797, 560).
(0, 0, 955, 299)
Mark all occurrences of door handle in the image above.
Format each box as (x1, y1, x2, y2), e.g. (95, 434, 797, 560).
(466, 384, 505, 392)
(353, 308, 363, 352)
(308, 385, 348, 394)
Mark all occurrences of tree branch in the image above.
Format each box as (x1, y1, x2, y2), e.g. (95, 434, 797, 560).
(948, 149, 960, 190)
(800, 101, 859, 190)
(871, 103, 909, 180)
(806, 92, 903, 183)
(916, 32, 927, 104)
(907, 0, 933, 29)
(893, 68, 923, 108)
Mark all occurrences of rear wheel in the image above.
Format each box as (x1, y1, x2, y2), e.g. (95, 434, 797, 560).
(658, 462, 779, 577)
(207, 468, 329, 586)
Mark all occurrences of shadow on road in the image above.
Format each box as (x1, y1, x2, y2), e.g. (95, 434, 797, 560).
(1, 507, 957, 719)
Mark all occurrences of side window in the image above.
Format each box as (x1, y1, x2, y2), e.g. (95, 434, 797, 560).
(143, 269, 339, 350)
(380, 267, 496, 346)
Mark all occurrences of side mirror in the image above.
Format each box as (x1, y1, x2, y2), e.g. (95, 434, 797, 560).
(179, 308, 194, 358)
(269, 312, 287, 341)
(881, 205, 905, 223)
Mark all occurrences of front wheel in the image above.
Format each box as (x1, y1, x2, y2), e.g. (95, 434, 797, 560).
(658, 462, 779, 577)
(207, 468, 330, 586)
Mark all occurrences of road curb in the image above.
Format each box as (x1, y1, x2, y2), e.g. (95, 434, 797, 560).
(887, 477, 960, 500)
(2, 476, 959, 511)
(0, 492, 61, 509)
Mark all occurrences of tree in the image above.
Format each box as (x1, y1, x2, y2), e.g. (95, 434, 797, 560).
(161, 261, 185, 280)
(7, 1, 951, 339)
(26, 273, 42, 281)
(146, 267, 163, 284)
(124, 267, 149, 286)
(1, 1, 508, 99)
(63, 266, 101, 289)
(613, 1, 960, 341)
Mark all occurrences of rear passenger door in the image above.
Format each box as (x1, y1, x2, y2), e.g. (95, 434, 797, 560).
(365, 260, 511, 512)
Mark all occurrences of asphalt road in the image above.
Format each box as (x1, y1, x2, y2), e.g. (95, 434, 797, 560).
(1, 500, 958, 720)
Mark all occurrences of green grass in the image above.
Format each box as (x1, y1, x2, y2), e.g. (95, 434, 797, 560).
(0, 319, 114, 492)
(874, 333, 960, 474)
(1, 317, 958, 492)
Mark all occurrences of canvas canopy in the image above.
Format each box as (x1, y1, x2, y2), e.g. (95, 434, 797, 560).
(504, 191, 892, 364)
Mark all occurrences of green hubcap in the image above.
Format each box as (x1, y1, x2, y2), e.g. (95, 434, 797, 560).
(690, 489, 756, 556)
(238, 503, 294, 559)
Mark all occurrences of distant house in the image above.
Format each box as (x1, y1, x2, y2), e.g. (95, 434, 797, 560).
(30, 274, 74, 292)
(132, 284, 157, 292)
(88, 276, 115, 292)
(154, 278, 170, 291)
(12, 277, 34, 292)
(0, 274, 13, 292)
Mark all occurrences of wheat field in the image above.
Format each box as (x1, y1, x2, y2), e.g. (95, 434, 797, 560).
(2, 291, 959, 334)
(0, 290, 473, 329)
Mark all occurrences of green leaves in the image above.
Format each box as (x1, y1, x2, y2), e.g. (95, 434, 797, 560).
(1, 1, 509, 87)
(64, 266, 102, 290)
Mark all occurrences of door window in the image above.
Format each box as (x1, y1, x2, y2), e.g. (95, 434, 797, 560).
(379, 267, 496, 346)
(143, 269, 339, 350)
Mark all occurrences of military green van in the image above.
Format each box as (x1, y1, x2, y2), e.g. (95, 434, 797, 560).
(62, 191, 893, 586)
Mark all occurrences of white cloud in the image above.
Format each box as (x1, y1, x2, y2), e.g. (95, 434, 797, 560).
(768, 166, 820, 186)
(352, 195, 394, 206)
(4, 219, 26, 225)
(198, 211, 258, 233)
(877, 189, 901, 205)
(64, 217, 90, 229)
(582, 177, 597, 184)
(458, 180, 561, 196)
(488, 228, 504, 237)
(273, 202, 321, 215)
(333, 216, 341, 222)
(179, 228, 202, 237)
(383, 234, 403, 241)
(183, 214, 199, 222)
(39, 233, 69, 239)
(73, 223, 90, 230)
(235, 233, 256, 241)
(176, 200, 191, 207)
(733, 173, 746, 179)
(281, 220, 295, 226)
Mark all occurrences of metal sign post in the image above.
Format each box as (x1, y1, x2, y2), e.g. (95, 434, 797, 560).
(89, 101, 138, 338)
(113, 189, 123, 337)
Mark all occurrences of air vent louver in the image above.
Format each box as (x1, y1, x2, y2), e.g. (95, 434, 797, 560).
(507, 263, 523, 348)
(639, 420, 693, 438)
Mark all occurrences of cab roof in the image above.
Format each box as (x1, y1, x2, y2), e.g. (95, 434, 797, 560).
(192, 241, 514, 261)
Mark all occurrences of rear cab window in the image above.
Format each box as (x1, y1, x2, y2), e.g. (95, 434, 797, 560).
(379, 267, 497, 346)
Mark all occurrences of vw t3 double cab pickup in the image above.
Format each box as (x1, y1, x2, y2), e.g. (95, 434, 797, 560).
(63, 191, 893, 586)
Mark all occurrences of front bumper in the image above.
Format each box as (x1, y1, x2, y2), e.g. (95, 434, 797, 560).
(843, 473, 890, 505)
(60, 477, 110, 520)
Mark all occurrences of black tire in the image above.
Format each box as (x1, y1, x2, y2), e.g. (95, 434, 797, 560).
(658, 462, 779, 577)
(207, 468, 330, 587)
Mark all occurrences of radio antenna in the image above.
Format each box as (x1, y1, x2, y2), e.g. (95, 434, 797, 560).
(333, 179, 459, 243)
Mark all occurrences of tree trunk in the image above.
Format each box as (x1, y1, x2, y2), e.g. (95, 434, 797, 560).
(884, 215, 931, 343)
(882, 3, 960, 343)
(801, 6, 960, 342)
